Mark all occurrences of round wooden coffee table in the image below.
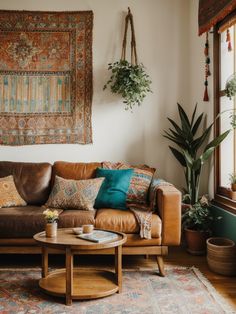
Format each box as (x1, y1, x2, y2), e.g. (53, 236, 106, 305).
(34, 228, 127, 305)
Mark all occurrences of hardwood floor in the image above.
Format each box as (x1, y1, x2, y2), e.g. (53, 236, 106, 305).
(0, 246, 236, 310)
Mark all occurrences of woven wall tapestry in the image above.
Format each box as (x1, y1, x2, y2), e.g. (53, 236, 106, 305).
(0, 10, 93, 145)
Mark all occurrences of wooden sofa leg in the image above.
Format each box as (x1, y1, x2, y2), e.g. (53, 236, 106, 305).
(156, 256, 165, 277)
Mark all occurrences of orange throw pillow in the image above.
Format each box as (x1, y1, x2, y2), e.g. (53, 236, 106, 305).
(0, 175, 26, 208)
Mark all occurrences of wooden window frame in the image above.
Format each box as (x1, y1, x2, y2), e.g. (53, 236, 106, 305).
(213, 14, 236, 214)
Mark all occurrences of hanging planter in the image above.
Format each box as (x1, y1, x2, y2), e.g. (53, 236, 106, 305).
(103, 8, 152, 111)
(225, 74, 236, 99)
(221, 74, 236, 129)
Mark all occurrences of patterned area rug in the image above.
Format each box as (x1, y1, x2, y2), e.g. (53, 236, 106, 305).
(0, 267, 234, 314)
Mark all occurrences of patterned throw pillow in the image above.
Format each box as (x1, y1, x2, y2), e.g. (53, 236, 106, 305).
(0, 175, 26, 208)
(102, 162, 156, 206)
(45, 176, 104, 211)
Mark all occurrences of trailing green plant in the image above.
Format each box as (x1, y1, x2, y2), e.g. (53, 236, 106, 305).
(225, 75, 236, 99)
(229, 112, 236, 128)
(216, 73, 236, 127)
(103, 60, 152, 110)
(163, 103, 230, 205)
(182, 196, 221, 232)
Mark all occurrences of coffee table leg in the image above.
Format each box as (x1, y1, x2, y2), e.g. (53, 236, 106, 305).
(42, 247, 48, 278)
(66, 247, 73, 305)
(115, 245, 122, 293)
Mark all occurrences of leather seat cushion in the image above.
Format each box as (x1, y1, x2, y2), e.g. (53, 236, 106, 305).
(124, 234, 162, 246)
(95, 208, 162, 238)
(58, 210, 96, 228)
(0, 206, 63, 238)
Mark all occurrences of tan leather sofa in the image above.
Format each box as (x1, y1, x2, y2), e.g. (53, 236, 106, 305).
(0, 161, 181, 276)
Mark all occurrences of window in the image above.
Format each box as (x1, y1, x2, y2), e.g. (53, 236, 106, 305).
(214, 16, 236, 213)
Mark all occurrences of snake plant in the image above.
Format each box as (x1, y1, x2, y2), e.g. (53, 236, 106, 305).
(164, 103, 230, 205)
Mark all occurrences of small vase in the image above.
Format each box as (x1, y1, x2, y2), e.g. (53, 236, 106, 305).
(45, 222, 57, 238)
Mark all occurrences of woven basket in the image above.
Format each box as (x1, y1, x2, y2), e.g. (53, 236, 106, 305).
(207, 237, 236, 276)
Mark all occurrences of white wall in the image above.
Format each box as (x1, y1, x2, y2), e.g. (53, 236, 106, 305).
(0, 0, 213, 193)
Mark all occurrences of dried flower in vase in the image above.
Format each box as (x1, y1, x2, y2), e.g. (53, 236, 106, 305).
(43, 209, 59, 224)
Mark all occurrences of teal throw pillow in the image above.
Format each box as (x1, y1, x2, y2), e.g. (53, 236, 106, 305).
(95, 168, 134, 210)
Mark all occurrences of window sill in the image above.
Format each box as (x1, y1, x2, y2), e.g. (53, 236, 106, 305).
(213, 193, 236, 214)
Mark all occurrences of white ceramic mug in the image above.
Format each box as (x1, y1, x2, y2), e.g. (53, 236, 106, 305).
(82, 224, 94, 234)
(72, 227, 83, 235)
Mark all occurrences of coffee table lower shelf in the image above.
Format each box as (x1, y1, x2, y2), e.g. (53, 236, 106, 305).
(39, 269, 119, 300)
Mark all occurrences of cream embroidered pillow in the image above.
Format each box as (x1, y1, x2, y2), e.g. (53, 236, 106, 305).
(45, 176, 104, 211)
(0, 175, 26, 208)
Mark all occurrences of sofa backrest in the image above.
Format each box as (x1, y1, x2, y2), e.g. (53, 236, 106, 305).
(52, 161, 102, 182)
(0, 161, 52, 205)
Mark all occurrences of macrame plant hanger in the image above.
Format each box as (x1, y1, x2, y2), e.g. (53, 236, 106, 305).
(121, 7, 138, 65)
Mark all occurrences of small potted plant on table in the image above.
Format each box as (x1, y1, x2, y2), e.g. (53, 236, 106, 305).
(229, 173, 236, 191)
(43, 208, 59, 238)
(229, 173, 236, 200)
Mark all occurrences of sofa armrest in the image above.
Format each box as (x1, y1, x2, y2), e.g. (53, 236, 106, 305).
(157, 185, 181, 246)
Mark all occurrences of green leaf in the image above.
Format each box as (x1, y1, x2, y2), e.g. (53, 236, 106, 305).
(177, 104, 193, 142)
(177, 103, 191, 128)
(167, 118, 186, 137)
(192, 123, 213, 151)
(183, 150, 194, 166)
(200, 147, 215, 163)
(192, 113, 204, 136)
(169, 146, 187, 167)
(190, 103, 198, 128)
(168, 129, 189, 145)
(204, 130, 231, 152)
(163, 133, 188, 149)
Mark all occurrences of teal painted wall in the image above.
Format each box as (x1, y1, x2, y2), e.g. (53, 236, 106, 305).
(212, 206, 236, 242)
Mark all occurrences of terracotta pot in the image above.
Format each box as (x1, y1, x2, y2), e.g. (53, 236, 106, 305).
(229, 190, 236, 200)
(45, 222, 57, 238)
(184, 228, 209, 255)
(231, 183, 236, 191)
(207, 237, 236, 276)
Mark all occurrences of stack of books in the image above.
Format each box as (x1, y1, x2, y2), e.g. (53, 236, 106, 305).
(77, 230, 118, 243)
